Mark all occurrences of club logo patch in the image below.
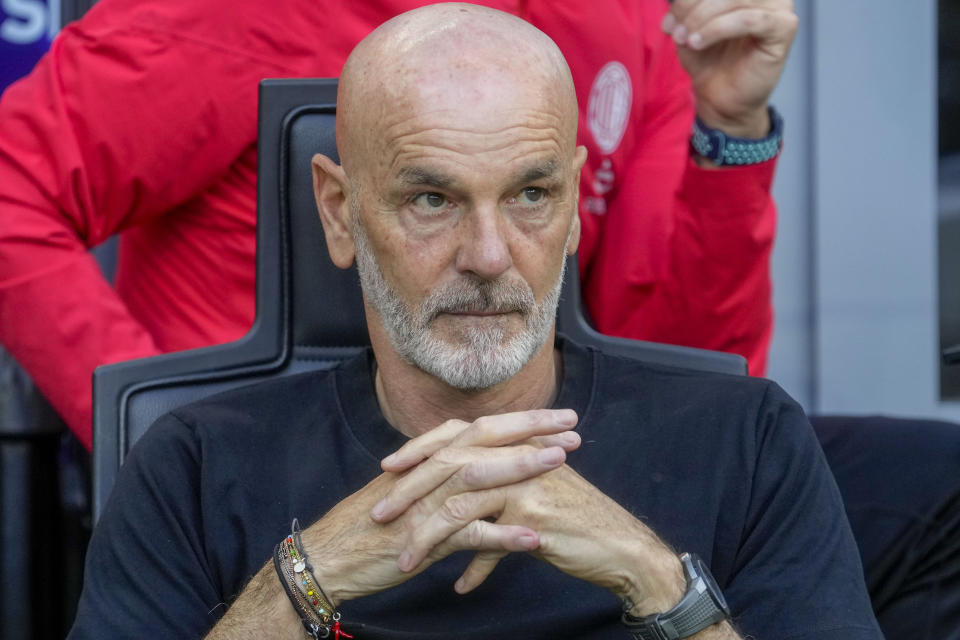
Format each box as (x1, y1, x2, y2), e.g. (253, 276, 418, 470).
(587, 61, 632, 155)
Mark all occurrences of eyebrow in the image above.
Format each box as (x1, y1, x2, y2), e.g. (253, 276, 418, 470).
(396, 167, 454, 189)
(518, 159, 560, 184)
(395, 159, 562, 191)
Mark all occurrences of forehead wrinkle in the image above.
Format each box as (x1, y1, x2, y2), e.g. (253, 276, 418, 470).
(380, 106, 565, 141)
(381, 118, 569, 179)
(387, 138, 564, 188)
(389, 126, 563, 157)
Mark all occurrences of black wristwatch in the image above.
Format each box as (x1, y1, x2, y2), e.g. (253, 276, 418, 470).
(621, 553, 730, 640)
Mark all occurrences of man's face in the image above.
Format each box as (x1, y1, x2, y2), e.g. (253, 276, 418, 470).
(349, 70, 584, 389)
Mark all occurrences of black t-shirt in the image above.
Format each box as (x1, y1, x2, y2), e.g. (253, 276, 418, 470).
(70, 339, 882, 639)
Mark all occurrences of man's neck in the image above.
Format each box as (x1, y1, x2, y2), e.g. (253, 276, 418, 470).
(369, 328, 561, 438)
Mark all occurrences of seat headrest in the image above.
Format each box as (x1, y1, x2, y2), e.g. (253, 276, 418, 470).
(285, 109, 370, 348)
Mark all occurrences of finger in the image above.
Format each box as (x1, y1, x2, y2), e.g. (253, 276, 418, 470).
(666, 0, 790, 24)
(664, 0, 697, 24)
(451, 409, 578, 448)
(454, 551, 509, 594)
(678, 0, 791, 36)
(662, 0, 708, 34)
(382, 409, 577, 472)
(381, 418, 470, 472)
(527, 430, 581, 451)
(372, 445, 565, 523)
(663, 1, 794, 46)
(402, 506, 539, 573)
(685, 8, 799, 52)
(400, 488, 514, 571)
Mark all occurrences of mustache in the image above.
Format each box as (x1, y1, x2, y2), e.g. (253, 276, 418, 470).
(421, 277, 536, 320)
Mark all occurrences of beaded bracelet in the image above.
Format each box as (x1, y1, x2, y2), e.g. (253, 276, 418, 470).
(273, 544, 328, 638)
(274, 519, 353, 639)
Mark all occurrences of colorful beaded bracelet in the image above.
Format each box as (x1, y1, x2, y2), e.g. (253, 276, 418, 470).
(274, 519, 353, 639)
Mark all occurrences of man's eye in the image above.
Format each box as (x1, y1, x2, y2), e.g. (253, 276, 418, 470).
(412, 192, 448, 210)
(517, 187, 546, 205)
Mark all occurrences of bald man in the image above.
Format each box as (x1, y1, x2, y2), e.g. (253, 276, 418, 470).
(69, 6, 880, 639)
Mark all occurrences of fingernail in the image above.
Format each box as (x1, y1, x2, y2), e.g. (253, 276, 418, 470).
(688, 32, 703, 50)
(560, 431, 580, 444)
(537, 447, 564, 465)
(556, 409, 577, 426)
(661, 12, 676, 33)
(371, 499, 387, 520)
(382, 453, 398, 466)
(673, 24, 688, 46)
(454, 578, 467, 593)
(518, 534, 538, 549)
(398, 551, 412, 572)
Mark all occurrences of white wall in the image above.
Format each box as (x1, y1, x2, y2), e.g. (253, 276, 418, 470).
(767, 0, 814, 407)
(767, 0, 960, 421)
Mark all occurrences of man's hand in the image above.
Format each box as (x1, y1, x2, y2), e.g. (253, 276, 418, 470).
(663, 0, 798, 138)
(301, 409, 582, 605)
(376, 414, 688, 617)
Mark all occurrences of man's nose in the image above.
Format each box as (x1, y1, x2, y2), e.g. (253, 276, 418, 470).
(454, 206, 513, 280)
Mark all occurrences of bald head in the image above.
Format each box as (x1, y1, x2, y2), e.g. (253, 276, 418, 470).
(336, 3, 580, 178)
(311, 3, 588, 394)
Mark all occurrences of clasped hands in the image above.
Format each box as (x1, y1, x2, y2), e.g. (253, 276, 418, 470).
(306, 409, 683, 616)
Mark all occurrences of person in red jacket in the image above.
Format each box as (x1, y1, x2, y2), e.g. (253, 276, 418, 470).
(0, 0, 790, 451)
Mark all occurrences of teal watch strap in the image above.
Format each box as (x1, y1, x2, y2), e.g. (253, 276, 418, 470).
(691, 106, 783, 166)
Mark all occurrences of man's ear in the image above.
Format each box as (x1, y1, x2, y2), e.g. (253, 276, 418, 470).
(566, 145, 588, 256)
(312, 153, 356, 269)
(566, 212, 581, 256)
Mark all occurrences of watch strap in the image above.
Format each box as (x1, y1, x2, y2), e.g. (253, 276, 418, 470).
(663, 590, 729, 638)
(621, 553, 729, 640)
(691, 105, 783, 166)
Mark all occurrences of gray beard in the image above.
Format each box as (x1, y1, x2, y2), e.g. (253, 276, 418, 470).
(352, 216, 566, 390)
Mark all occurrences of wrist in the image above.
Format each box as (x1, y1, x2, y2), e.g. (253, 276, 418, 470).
(622, 553, 732, 640)
(695, 105, 770, 140)
(619, 547, 686, 617)
(302, 535, 347, 608)
(691, 106, 783, 168)
(274, 521, 349, 637)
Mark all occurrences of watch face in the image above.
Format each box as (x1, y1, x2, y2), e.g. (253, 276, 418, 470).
(692, 555, 731, 615)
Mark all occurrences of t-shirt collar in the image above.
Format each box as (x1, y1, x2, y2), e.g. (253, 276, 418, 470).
(334, 335, 594, 461)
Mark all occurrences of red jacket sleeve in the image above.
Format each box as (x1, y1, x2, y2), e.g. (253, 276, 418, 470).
(0, 0, 302, 448)
(579, 2, 775, 376)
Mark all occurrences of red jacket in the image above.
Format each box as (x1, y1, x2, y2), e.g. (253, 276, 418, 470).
(0, 0, 775, 449)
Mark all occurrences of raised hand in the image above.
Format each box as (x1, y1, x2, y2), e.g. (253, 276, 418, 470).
(663, 0, 799, 138)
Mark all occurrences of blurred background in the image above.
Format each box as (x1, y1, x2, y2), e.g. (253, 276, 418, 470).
(2, 3, 104, 638)
(762, 0, 959, 420)
(1, 0, 959, 637)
